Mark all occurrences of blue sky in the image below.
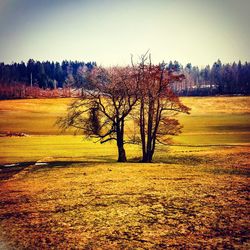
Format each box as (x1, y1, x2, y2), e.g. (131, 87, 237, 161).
(0, 0, 249, 66)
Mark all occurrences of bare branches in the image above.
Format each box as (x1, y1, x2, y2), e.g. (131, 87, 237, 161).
(133, 56, 190, 162)
(57, 65, 141, 162)
(57, 53, 190, 163)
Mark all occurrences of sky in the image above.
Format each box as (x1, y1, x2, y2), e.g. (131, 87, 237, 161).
(0, 0, 249, 67)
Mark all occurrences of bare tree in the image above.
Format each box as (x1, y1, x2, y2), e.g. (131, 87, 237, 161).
(57, 66, 139, 162)
(132, 55, 190, 162)
(58, 54, 189, 163)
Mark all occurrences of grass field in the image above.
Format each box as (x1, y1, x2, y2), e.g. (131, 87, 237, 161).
(0, 96, 249, 249)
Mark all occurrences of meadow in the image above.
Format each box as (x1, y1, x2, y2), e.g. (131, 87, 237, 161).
(0, 96, 249, 249)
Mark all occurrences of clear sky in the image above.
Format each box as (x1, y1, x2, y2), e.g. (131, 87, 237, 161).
(0, 0, 249, 66)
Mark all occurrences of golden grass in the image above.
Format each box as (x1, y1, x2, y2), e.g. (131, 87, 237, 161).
(0, 146, 249, 249)
(0, 98, 72, 135)
(0, 96, 249, 249)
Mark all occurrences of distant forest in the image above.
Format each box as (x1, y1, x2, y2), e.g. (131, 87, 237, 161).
(0, 59, 249, 99)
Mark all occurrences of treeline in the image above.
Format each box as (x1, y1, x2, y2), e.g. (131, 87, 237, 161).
(0, 59, 96, 89)
(0, 59, 250, 98)
(168, 60, 250, 95)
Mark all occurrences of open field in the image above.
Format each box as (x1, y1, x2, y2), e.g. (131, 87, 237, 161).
(0, 96, 249, 249)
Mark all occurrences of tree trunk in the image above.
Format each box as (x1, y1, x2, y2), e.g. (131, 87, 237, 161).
(139, 100, 146, 161)
(117, 145, 127, 162)
(116, 119, 127, 162)
(141, 151, 152, 163)
(142, 97, 154, 163)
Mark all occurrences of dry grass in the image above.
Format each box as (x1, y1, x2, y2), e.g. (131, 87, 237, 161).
(0, 147, 249, 249)
(0, 96, 249, 249)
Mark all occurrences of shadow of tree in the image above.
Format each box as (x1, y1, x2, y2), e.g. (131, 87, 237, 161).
(129, 154, 210, 165)
(0, 155, 119, 180)
(0, 162, 36, 181)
